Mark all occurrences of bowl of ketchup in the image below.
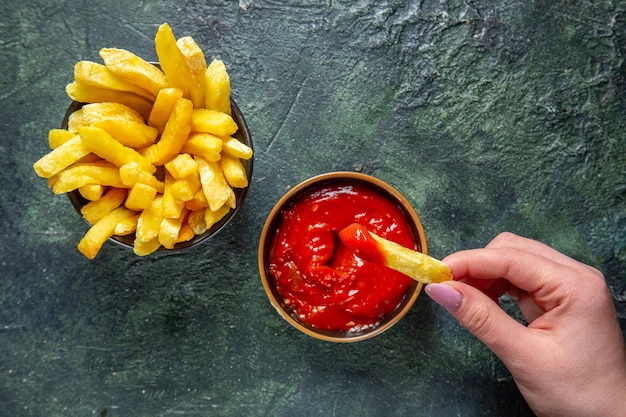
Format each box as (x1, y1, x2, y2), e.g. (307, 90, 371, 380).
(258, 172, 427, 342)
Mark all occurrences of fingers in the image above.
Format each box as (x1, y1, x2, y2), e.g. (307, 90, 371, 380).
(486, 232, 600, 275)
(460, 277, 508, 303)
(443, 245, 574, 313)
(444, 246, 562, 291)
(426, 281, 533, 360)
(441, 231, 606, 323)
(517, 291, 545, 323)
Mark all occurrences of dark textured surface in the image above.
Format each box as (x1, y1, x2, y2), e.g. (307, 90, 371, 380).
(1, 1, 625, 416)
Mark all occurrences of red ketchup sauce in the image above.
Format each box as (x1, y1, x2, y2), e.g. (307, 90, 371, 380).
(338, 223, 385, 265)
(268, 181, 417, 333)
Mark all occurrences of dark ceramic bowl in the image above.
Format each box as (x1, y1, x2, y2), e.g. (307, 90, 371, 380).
(63, 97, 253, 251)
(258, 172, 426, 342)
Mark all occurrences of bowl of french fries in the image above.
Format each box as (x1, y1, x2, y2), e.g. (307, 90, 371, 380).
(258, 172, 441, 342)
(34, 23, 253, 259)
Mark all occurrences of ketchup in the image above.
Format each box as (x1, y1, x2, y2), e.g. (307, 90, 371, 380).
(268, 181, 416, 333)
(338, 223, 385, 264)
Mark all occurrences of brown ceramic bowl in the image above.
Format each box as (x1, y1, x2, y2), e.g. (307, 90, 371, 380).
(258, 172, 427, 342)
(63, 97, 253, 251)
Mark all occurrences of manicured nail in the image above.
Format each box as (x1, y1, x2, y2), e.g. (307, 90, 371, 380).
(425, 283, 462, 312)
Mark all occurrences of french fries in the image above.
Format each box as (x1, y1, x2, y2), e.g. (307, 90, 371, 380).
(82, 102, 159, 148)
(205, 59, 231, 115)
(155, 23, 193, 100)
(66, 81, 154, 121)
(148, 88, 184, 133)
(74, 61, 155, 101)
(78, 126, 156, 174)
(78, 207, 137, 260)
(81, 187, 128, 224)
(196, 156, 234, 212)
(369, 232, 452, 284)
(33, 23, 253, 259)
(50, 162, 125, 194)
(79, 184, 105, 201)
(125, 183, 158, 211)
(141, 98, 193, 166)
(221, 154, 249, 188)
(339, 223, 453, 284)
(191, 109, 238, 136)
(176, 36, 207, 109)
(99, 48, 168, 96)
(33, 135, 90, 178)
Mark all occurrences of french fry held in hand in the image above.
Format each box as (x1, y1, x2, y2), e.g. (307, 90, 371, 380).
(33, 23, 253, 259)
(339, 223, 453, 284)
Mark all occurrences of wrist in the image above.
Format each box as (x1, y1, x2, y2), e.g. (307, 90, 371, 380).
(591, 352, 626, 417)
(606, 365, 626, 417)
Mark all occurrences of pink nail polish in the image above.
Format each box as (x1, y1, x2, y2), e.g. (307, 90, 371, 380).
(425, 283, 462, 312)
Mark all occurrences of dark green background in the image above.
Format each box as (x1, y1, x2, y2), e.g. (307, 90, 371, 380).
(1, 1, 625, 416)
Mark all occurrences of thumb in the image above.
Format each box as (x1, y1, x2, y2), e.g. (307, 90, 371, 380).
(425, 282, 529, 359)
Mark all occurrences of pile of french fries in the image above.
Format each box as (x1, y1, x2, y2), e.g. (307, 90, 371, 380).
(33, 23, 253, 259)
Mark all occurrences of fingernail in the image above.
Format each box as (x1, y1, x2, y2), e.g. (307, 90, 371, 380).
(425, 283, 462, 312)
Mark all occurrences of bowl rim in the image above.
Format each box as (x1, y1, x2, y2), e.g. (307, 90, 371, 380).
(258, 171, 426, 343)
(64, 96, 253, 252)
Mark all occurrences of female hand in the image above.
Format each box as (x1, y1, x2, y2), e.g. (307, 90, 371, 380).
(425, 232, 626, 417)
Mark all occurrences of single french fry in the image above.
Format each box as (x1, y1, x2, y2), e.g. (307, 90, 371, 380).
(81, 102, 158, 148)
(181, 132, 222, 162)
(177, 221, 195, 243)
(158, 208, 188, 249)
(48, 129, 76, 149)
(185, 189, 208, 211)
(158, 217, 182, 249)
(141, 97, 193, 166)
(115, 213, 140, 236)
(155, 23, 192, 99)
(162, 172, 185, 219)
(221, 136, 253, 160)
(148, 87, 184, 133)
(119, 163, 165, 193)
(78, 126, 156, 174)
(33, 135, 90, 178)
(204, 59, 231, 115)
(51, 162, 125, 194)
(80, 187, 128, 224)
(78, 184, 105, 201)
(90, 118, 158, 148)
(77, 206, 136, 260)
(125, 182, 157, 211)
(195, 156, 231, 212)
(74, 154, 103, 164)
(170, 172, 201, 203)
(204, 205, 230, 229)
(99, 47, 168, 96)
(135, 195, 164, 243)
(81, 102, 145, 124)
(133, 237, 161, 256)
(339, 223, 453, 284)
(187, 208, 208, 235)
(220, 154, 248, 188)
(67, 109, 86, 133)
(66, 82, 153, 120)
(225, 182, 236, 209)
(191, 109, 237, 136)
(164, 153, 198, 179)
(177, 36, 206, 109)
(74, 61, 155, 101)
